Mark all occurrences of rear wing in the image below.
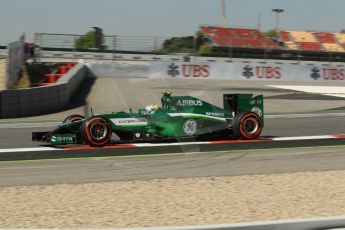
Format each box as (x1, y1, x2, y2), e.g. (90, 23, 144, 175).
(223, 94, 264, 119)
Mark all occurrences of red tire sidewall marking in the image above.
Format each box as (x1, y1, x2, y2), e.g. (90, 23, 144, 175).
(69, 116, 84, 123)
(239, 113, 262, 139)
(85, 117, 111, 146)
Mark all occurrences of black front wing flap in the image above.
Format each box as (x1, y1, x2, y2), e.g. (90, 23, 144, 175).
(32, 132, 51, 143)
(32, 127, 78, 145)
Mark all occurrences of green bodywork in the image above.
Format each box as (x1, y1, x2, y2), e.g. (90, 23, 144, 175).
(51, 93, 264, 145)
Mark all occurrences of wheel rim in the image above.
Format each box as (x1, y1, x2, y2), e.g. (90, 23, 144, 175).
(89, 122, 108, 141)
(243, 117, 259, 135)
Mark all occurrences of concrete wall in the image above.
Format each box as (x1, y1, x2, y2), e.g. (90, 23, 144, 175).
(0, 59, 6, 90)
(0, 64, 86, 118)
(57, 63, 86, 96)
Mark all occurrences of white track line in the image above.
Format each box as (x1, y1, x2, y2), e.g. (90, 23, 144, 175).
(272, 135, 335, 141)
(0, 147, 61, 153)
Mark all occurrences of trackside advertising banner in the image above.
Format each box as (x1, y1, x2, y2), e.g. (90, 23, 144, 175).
(149, 61, 345, 82)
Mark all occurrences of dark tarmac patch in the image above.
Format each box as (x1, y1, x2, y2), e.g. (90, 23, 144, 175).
(265, 93, 345, 100)
(327, 106, 345, 110)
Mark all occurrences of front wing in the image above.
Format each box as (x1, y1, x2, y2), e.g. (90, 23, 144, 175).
(32, 131, 77, 145)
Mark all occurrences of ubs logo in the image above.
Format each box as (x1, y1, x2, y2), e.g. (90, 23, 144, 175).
(242, 65, 254, 78)
(310, 67, 321, 80)
(167, 63, 210, 78)
(167, 63, 180, 77)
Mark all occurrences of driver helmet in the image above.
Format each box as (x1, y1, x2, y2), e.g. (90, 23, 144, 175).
(144, 104, 159, 114)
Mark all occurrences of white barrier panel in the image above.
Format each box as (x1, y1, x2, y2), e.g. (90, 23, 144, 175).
(149, 61, 345, 82)
(0, 59, 6, 90)
(7, 41, 25, 87)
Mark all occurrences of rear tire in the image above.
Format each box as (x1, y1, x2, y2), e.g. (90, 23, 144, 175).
(63, 114, 85, 124)
(81, 117, 112, 147)
(232, 112, 263, 140)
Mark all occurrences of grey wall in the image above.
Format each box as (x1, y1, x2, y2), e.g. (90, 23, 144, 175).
(0, 63, 86, 118)
(85, 62, 149, 78)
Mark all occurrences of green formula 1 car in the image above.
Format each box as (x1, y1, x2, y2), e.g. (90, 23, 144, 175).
(32, 91, 264, 147)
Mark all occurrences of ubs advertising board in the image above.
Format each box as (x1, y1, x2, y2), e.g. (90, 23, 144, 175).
(149, 61, 345, 82)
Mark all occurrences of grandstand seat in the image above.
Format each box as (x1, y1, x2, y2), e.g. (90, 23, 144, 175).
(298, 42, 323, 51)
(252, 30, 267, 40)
(280, 31, 329, 51)
(201, 26, 278, 49)
(215, 27, 233, 37)
(245, 39, 264, 48)
(333, 33, 345, 43)
(222, 37, 245, 47)
(279, 31, 300, 50)
(333, 33, 345, 48)
(284, 41, 298, 50)
(323, 43, 344, 52)
(279, 31, 291, 42)
(211, 36, 227, 47)
(230, 28, 279, 49)
(314, 32, 337, 43)
(214, 27, 246, 47)
(200, 26, 216, 36)
(232, 28, 250, 38)
(201, 26, 345, 53)
(313, 32, 343, 52)
(289, 31, 318, 43)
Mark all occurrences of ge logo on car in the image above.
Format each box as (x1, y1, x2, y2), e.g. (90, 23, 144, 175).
(183, 119, 197, 136)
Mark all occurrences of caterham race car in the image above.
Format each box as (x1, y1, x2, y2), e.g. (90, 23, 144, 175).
(32, 91, 264, 147)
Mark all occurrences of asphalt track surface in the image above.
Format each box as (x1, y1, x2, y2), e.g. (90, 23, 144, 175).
(1, 114, 345, 149)
(0, 113, 345, 187)
(1, 78, 345, 187)
(1, 145, 345, 187)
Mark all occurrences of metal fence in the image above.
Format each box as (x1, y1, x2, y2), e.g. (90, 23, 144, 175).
(34, 33, 169, 53)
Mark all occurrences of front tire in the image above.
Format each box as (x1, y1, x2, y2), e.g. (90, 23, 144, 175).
(232, 112, 263, 140)
(62, 114, 85, 124)
(62, 114, 85, 143)
(81, 117, 112, 147)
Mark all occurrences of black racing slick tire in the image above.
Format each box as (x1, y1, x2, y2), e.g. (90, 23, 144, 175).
(62, 114, 85, 124)
(81, 117, 112, 147)
(62, 114, 85, 144)
(232, 112, 263, 140)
